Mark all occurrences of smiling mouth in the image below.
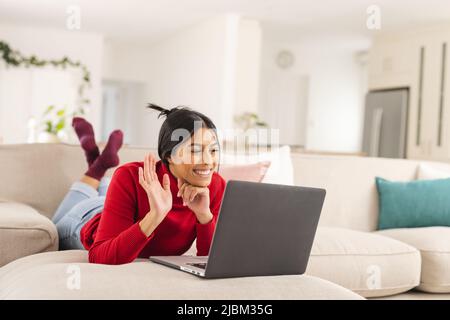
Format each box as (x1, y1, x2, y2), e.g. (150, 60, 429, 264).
(192, 168, 212, 177)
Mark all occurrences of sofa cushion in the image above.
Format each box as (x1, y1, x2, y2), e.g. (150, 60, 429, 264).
(306, 227, 421, 298)
(417, 163, 450, 180)
(218, 161, 271, 182)
(0, 250, 363, 300)
(0, 202, 58, 267)
(375, 177, 450, 229)
(376, 227, 450, 293)
(220, 145, 294, 185)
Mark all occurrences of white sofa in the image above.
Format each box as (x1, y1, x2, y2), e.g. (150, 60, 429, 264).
(0, 143, 449, 299)
(291, 152, 450, 298)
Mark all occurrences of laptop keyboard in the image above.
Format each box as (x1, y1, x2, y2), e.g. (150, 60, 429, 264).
(187, 263, 207, 269)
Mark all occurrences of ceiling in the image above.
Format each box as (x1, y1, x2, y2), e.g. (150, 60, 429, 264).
(1, 0, 450, 44)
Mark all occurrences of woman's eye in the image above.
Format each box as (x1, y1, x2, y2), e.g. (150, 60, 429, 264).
(190, 146, 219, 154)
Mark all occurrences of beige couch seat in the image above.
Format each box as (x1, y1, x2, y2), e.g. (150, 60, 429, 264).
(0, 251, 363, 300)
(376, 227, 450, 293)
(0, 202, 58, 267)
(306, 227, 421, 298)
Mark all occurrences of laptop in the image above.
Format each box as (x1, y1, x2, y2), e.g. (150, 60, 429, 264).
(150, 180, 326, 279)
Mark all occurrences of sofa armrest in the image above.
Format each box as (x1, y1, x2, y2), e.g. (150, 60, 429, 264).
(0, 202, 58, 267)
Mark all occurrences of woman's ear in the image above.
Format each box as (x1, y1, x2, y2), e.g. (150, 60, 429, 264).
(169, 145, 186, 165)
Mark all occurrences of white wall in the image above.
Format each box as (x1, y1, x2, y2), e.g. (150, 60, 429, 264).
(101, 80, 146, 145)
(103, 15, 262, 148)
(259, 33, 370, 152)
(103, 16, 237, 147)
(235, 19, 262, 115)
(102, 41, 157, 147)
(0, 20, 367, 152)
(0, 16, 262, 146)
(0, 23, 103, 143)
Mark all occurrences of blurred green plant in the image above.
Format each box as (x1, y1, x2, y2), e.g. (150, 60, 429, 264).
(234, 112, 268, 131)
(41, 106, 69, 135)
(41, 105, 81, 136)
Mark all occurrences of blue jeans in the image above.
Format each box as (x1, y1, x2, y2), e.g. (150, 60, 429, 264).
(52, 177, 111, 250)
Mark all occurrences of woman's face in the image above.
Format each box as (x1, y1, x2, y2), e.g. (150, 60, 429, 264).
(168, 127, 219, 187)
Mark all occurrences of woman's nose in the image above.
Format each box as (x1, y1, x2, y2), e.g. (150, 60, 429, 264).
(202, 150, 213, 164)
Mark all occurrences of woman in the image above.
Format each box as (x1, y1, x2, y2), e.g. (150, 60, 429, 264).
(52, 104, 226, 265)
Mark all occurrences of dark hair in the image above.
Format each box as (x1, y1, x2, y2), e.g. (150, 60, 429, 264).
(147, 103, 219, 166)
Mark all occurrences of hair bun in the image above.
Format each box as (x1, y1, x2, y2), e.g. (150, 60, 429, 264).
(147, 103, 175, 119)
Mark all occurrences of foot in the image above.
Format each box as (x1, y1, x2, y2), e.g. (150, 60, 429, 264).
(72, 117, 100, 167)
(85, 130, 123, 180)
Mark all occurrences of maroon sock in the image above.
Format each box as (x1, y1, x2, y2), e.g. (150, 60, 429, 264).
(85, 130, 123, 180)
(72, 117, 100, 167)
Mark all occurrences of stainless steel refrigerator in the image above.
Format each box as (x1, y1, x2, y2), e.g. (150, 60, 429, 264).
(362, 89, 409, 158)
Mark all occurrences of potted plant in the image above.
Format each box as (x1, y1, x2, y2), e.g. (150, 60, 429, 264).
(37, 106, 67, 143)
(234, 112, 268, 132)
(232, 112, 269, 151)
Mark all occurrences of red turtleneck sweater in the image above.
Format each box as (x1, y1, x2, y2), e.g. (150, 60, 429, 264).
(80, 160, 226, 265)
